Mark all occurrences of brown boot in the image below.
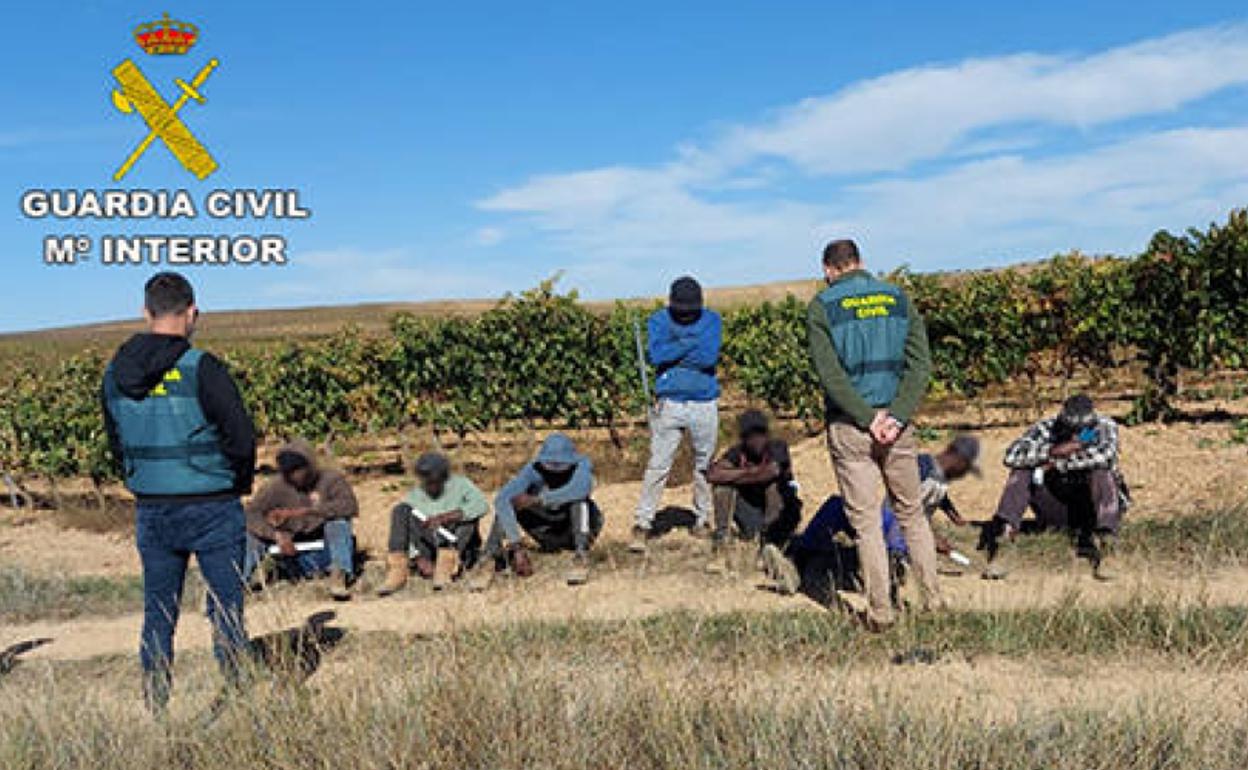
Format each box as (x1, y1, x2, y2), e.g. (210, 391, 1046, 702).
(327, 568, 351, 601)
(432, 548, 460, 591)
(376, 552, 410, 597)
(564, 553, 590, 586)
(509, 546, 534, 578)
(414, 556, 436, 579)
(466, 563, 495, 593)
(760, 543, 799, 595)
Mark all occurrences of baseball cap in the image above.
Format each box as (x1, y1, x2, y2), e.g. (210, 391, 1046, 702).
(415, 452, 450, 478)
(1059, 394, 1097, 427)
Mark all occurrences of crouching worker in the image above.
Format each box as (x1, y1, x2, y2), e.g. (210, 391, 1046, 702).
(244, 440, 358, 601)
(765, 495, 907, 608)
(474, 433, 600, 589)
(761, 435, 980, 603)
(978, 395, 1129, 580)
(906, 435, 979, 561)
(704, 410, 801, 574)
(378, 452, 489, 595)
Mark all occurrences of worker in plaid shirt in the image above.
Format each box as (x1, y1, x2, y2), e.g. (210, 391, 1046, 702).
(978, 395, 1129, 580)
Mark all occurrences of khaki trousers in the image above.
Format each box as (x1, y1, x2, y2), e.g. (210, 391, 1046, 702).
(826, 421, 942, 625)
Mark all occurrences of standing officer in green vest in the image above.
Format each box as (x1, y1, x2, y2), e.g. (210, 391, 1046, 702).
(806, 240, 942, 630)
(101, 273, 256, 711)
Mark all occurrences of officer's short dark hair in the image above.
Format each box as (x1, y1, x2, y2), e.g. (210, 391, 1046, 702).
(822, 239, 861, 269)
(144, 272, 195, 317)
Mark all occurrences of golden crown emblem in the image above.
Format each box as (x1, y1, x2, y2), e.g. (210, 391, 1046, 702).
(133, 12, 198, 55)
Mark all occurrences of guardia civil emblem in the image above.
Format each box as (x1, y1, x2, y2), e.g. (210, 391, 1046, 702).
(111, 13, 219, 182)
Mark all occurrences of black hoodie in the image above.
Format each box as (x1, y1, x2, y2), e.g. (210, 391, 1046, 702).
(101, 333, 257, 501)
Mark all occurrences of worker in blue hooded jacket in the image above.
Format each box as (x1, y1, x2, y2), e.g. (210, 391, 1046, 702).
(473, 433, 601, 588)
(632, 276, 722, 552)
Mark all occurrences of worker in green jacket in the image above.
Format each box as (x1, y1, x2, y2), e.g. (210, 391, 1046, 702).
(806, 239, 943, 630)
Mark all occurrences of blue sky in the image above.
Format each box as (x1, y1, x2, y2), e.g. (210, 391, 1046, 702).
(2, 1, 1246, 333)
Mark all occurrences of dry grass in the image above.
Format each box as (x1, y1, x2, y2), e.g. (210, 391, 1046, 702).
(0, 566, 143, 624)
(3, 600, 1248, 769)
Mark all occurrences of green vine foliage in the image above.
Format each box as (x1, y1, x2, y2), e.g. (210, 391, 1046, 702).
(0, 209, 1245, 490)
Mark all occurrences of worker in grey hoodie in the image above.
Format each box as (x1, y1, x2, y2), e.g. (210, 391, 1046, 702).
(472, 433, 600, 588)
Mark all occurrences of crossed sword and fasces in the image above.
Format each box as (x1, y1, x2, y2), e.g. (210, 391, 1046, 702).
(111, 58, 219, 182)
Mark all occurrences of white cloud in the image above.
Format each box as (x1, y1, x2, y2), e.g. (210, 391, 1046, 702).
(267, 247, 515, 302)
(472, 226, 505, 247)
(476, 24, 1248, 287)
(839, 126, 1248, 265)
(723, 24, 1248, 176)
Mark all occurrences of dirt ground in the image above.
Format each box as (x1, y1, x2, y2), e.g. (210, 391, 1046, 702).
(5, 418, 1245, 579)
(2, 417, 1247, 662)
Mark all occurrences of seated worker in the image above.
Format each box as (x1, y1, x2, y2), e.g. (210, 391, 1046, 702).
(704, 410, 801, 574)
(761, 435, 981, 604)
(977, 395, 1128, 580)
(473, 433, 600, 589)
(244, 440, 358, 601)
(766, 495, 906, 608)
(378, 452, 490, 595)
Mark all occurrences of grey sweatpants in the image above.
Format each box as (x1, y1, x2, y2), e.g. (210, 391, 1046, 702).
(635, 399, 719, 529)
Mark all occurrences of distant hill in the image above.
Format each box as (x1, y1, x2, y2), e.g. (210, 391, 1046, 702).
(0, 279, 822, 352)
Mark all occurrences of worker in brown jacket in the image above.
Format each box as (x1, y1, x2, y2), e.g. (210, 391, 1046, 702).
(243, 440, 358, 600)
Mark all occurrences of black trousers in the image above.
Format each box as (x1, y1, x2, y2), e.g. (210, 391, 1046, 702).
(713, 484, 801, 546)
(787, 541, 904, 609)
(484, 499, 603, 557)
(388, 503, 481, 568)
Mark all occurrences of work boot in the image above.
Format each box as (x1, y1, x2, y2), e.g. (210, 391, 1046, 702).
(247, 554, 277, 593)
(629, 526, 651, 554)
(376, 552, 410, 597)
(704, 537, 731, 575)
(981, 537, 1012, 580)
(565, 552, 591, 586)
(760, 543, 800, 595)
(981, 543, 1013, 581)
(1085, 532, 1116, 581)
(466, 563, 496, 593)
(981, 543, 1012, 580)
(509, 546, 535, 578)
(414, 556, 436, 580)
(976, 517, 1007, 560)
(326, 568, 351, 602)
(855, 608, 896, 634)
(978, 518, 1011, 580)
(432, 548, 460, 591)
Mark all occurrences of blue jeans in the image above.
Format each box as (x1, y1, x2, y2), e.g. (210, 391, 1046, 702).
(135, 498, 248, 690)
(242, 518, 354, 581)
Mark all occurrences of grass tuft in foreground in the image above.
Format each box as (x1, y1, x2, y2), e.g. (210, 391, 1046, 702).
(4, 600, 1248, 770)
(0, 566, 143, 623)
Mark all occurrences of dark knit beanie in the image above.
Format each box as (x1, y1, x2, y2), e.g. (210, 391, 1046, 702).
(668, 276, 704, 313)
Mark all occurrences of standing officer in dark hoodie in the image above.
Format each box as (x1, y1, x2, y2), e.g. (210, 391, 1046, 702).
(101, 273, 256, 712)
